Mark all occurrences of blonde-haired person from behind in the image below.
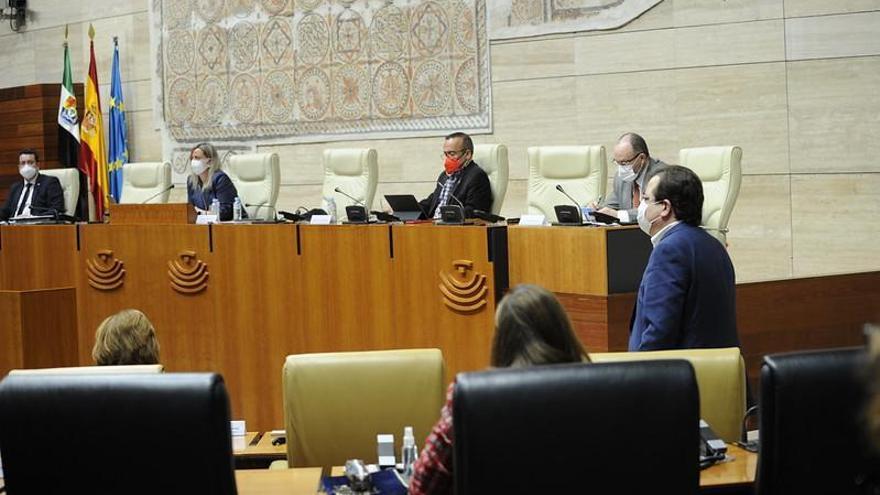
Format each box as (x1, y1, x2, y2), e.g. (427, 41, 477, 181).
(409, 284, 590, 495)
(92, 309, 160, 366)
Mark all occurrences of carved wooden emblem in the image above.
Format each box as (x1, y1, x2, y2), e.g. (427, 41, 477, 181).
(167, 250, 209, 294)
(86, 249, 125, 291)
(439, 259, 488, 313)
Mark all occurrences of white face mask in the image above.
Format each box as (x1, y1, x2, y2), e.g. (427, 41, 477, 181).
(190, 159, 209, 176)
(637, 200, 660, 236)
(19, 164, 37, 181)
(618, 164, 636, 183)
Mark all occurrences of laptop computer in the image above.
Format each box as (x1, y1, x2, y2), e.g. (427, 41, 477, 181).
(384, 194, 427, 221)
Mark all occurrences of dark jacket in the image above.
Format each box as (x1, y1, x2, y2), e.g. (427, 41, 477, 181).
(186, 170, 246, 221)
(418, 161, 492, 218)
(629, 222, 739, 351)
(1, 173, 65, 220)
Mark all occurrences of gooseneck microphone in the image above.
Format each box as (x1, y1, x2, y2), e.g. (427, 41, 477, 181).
(141, 184, 175, 204)
(333, 186, 365, 206)
(555, 184, 584, 224)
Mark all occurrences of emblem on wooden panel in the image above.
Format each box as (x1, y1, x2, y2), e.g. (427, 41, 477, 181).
(86, 249, 125, 291)
(439, 260, 488, 313)
(167, 250, 209, 294)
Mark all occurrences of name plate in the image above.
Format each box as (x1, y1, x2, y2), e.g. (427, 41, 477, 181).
(519, 214, 546, 226)
(196, 214, 218, 225)
(230, 420, 246, 437)
(310, 214, 333, 225)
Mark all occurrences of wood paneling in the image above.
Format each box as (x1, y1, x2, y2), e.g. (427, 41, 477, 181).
(0, 225, 77, 290)
(556, 292, 635, 352)
(0, 288, 78, 377)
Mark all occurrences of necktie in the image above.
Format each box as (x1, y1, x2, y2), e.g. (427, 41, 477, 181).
(632, 181, 641, 208)
(16, 183, 32, 216)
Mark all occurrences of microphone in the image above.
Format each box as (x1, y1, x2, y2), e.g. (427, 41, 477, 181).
(245, 202, 278, 221)
(333, 186, 369, 223)
(433, 180, 469, 222)
(555, 184, 584, 224)
(141, 184, 175, 204)
(333, 186, 365, 206)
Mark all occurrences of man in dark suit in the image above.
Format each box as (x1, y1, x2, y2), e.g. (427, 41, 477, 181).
(628, 165, 739, 351)
(418, 132, 492, 219)
(0, 149, 65, 221)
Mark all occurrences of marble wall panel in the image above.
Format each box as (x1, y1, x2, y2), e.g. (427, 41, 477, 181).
(783, 0, 880, 18)
(673, 0, 783, 26)
(791, 173, 880, 277)
(787, 57, 880, 174)
(673, 19, 784, 67)
(786, 11, 880, 60)
(491, 38, 576, 82)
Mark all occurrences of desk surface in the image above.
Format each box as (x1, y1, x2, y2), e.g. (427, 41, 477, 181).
(236, 468, 322, 495)
(233, 432, 287, 459)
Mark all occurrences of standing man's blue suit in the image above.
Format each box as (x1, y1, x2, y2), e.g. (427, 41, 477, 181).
(628, 223, 739, 351)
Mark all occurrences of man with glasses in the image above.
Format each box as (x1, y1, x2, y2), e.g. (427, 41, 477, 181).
(0, 149, 65, 221)
(418, 132, 492, 219)
(595, 132, 667, 223)
(628, 165, 738, 351)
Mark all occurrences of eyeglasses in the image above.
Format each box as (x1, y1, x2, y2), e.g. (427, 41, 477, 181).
(613, 153, 642, 167)
(443, 149, 469, 158)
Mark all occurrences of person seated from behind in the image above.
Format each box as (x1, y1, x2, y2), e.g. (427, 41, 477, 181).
(409, 284, 590, 495)
(186, 142, 246, 221)
(92, 309, 160, 366)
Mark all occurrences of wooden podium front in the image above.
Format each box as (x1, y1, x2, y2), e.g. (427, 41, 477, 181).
(110, 203, 196, 225)
(508, 225, 651, 351)
(0, 288, 78, 377)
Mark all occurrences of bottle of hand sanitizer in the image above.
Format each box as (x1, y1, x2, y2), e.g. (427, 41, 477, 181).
(401, 426, 418, 483)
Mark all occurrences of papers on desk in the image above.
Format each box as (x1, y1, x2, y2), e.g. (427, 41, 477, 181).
(322, 469, 406, 495)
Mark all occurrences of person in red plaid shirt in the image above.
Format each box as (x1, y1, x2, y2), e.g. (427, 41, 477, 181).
(409, 284, 591, 494)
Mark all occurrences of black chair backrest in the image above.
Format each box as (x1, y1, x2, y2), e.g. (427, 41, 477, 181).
(453, 360, 700, 495)
(0, 372, 237, 495)
(758, 347, 880, 495)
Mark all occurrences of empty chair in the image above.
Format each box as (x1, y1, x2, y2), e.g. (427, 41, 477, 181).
(679, 146, 742, 244)
(758, 347, 880, 495)
(454, 360, 699, 494)
(472, 144, 509, 215)
(0, 372, 236, 495)
(225, 152, 280, 219)
(39, 167, 79, 217)
(322, 148, 378, 221)
(119, 162, 172, 204)
(526, 145, 607, 220)
(281, 349, 444, 467)
(590, 347, 746, 442)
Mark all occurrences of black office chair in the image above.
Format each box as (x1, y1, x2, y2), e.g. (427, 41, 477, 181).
(453, 360, 700, 494)
(758, 347, 880, 495)
(0, 373, 237, 495)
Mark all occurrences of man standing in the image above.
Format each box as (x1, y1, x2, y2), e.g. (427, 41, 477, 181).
(419, 132, 492, 219)
(0, 149, 65, 221)
(597, 132, 667, 223)
(628, 165, 739, 351)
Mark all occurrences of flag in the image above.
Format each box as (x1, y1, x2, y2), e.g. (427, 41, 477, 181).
(80, 24, 109, 220)
(108, 37, 128, 203)
(57, 26, 86, 219)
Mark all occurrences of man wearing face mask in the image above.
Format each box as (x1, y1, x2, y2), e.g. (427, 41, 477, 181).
(0, 149, 65, 221)
(418, 132, 492, 219)
(628, 165, 738, 351)
(595, 132, 667, 223)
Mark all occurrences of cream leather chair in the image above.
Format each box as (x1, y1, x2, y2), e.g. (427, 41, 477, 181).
(526, 146, 606, 220)
(39, 168, 79, 216)
(8, 364, 164, 375)
(280, 349, 445, 468)
(225, 152, 280, 220)
(590, 347, 746, 442)
(322, 148, 378, 221)
(120, 162, 172, 204)
(472, 144, 509, 215)
(679, 146, 742, 245)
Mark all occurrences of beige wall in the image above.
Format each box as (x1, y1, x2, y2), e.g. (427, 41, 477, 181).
(1, 0, 878, 282)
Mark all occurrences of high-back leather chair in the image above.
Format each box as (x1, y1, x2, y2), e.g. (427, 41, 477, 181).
(39, 168, 79, 216)
(454, 360, 700, 494)
(679, 146, 742, 244)
(120, 162, 172, 204)
(0, 373, 236, 495)
(282, 349, 444, 467)
(472, 144, 509, 215)
(591, 347, 746, 442)
(225, 152, 280, 220)
(322, 148, 378, 221)
(758, 347, 880, 495)
(526, 146, 606, 220)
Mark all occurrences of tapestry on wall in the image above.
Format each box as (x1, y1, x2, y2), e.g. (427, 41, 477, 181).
(152, 0, 491, 144)
(488, 0, 662, 40)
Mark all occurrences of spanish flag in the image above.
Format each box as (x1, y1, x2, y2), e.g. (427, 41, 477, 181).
(80, 24, 109, 221)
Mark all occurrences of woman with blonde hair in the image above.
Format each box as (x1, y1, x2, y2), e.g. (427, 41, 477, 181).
(410, 284, 589, 494)
(92, 309, 160, 366)
(186, 142, 246, 221)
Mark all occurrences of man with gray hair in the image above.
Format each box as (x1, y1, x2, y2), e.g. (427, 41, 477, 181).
(596, 132, 667, 223)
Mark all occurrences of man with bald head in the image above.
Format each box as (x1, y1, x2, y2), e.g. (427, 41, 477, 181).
(596, 132, 667, 223)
